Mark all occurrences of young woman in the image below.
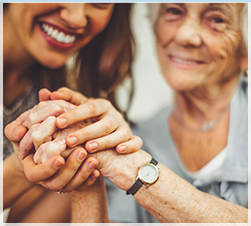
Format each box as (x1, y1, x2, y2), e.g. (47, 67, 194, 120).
(3, 3, 141, 223)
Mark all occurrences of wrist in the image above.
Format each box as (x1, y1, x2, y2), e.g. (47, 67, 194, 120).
(92, 149, 152, 191)
(3, 154, 34, 209)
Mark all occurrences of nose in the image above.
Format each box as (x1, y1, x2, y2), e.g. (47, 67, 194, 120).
(174, 17, 202, 47)
(60, 3, 87, 29)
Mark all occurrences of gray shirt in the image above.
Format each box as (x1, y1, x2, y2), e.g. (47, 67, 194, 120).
(106, 79, 248, 222)
(2, 84, 39, 160)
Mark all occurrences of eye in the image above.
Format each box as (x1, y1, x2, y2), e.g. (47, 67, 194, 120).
(204, 12, 228, 31)
(164, 7, 184, 22)
(167, 8, 182, 15)
(213, 17, 225, 23)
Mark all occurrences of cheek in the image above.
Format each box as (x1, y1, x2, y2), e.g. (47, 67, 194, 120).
(88, 11, 113, 38)
(155, 20, 175, 47)
(205, 30, 241, 60)
(203, 31, 242, 81)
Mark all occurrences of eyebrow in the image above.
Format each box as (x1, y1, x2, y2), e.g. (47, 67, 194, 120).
(207, 3, 235, 14)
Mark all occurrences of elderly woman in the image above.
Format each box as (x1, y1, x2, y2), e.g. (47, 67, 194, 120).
(6, 2, 248, 223)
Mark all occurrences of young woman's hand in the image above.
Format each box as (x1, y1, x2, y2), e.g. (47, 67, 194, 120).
(4, 122, 100, 192)
(39, 87, 143, 154)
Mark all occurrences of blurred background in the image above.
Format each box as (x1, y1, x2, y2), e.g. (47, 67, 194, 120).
(116, 3, 173, 122)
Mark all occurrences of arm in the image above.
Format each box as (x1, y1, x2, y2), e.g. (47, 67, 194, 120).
(3, 153, 33, 209)
(71, 177, 109, 223)
(93, 149, 248, 223)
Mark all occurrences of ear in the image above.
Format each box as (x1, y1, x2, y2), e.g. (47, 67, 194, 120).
(239, 53, 248, 72)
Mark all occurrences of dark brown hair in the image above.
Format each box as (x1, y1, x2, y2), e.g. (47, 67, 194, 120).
(4, 3, 134, 114)
(74, 3, 134, 112)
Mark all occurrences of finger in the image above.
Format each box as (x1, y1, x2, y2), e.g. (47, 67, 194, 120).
(40, 148, 87, 191)
(39, 88, 52, 101)
(84, 124, 132, 153)
(75, 170, 100, 191)
(61, 157, 99, 192)
(20, 116, 57, 159)
(41, 139, 66, 163)
(116, 136, 143, 154)
(56, 99, 111, 129)
(22, 100, 76, 128)
(31, 116, 57, 149)
(23, 153, 65, 183)
(4, 123, 27, 142)
(65, 115, 118, 148)
(50, 87, 88, 105)
(34, 139, 66, 164)
(15, 110, 31, 125)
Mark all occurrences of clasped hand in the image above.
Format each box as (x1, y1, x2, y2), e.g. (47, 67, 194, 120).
(5, 87, 142, 192)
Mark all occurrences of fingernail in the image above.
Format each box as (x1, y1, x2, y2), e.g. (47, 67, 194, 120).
(59, 139, 66, 145)
(69, 104, 76, 109)
(54, 159, 64, 168)
(89, 142, 98, 152)
(92, 172, 98, 179)
(120, 146, 127, 153)
(67, 136, 78, 146)
(13, 126, 22, 138)
(88, 162, 97, 170)
(57, 118, 67, 127)
(77, 151, 86, 161)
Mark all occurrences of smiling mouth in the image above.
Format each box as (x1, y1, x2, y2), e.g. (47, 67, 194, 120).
(41, 23, 77, 44)
(171, 56, 203, 65)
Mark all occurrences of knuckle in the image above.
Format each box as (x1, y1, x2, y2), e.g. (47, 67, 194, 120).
(46, 182, 62, 191)
(137, 136, 143, 148)
(27, 113, 38, 127)
(25, 172, 37, 183)
(37, 101, 47, 109)
(100, 138, 110, 149)
(63, 187, 71, 193)
(52, 103, 63, 113)
(86, 102, 97, 115)
(79, 170, 91, 180)
(58, 87, 68, 92)
(102, 120, 113, 133)
(121, 128, 130, 140)
(30, 123, 39, 131)
(75, 130, 88, 141)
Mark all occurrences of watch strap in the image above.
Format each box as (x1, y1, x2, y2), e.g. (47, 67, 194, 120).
(150, 158, 158, 165)
(126, 157, 158, 196)
(126, 178, 143, 195)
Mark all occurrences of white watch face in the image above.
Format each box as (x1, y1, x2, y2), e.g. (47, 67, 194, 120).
(139, 164, 159, 183)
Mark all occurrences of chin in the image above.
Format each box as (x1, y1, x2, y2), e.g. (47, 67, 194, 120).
(38, 58, 66, 69)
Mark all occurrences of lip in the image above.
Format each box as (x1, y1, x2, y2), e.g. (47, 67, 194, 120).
(38, 21, 81, 51)
(168, 55, 206, 69)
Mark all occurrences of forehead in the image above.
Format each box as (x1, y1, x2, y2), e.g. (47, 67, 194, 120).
(162, 3, 242, 14)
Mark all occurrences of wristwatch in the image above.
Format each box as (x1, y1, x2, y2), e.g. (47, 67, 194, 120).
(126, 158, 160, 195)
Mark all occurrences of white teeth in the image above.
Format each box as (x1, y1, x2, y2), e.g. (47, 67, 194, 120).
(173, 57, 197, 65)
(41, 23, 77, 44)
(57, 32, 65, 42)
(44, 24, 49, 32)
(51, 29, 58, 39)
(48, 27, 53, 36)
(65, 35, 72, 43)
